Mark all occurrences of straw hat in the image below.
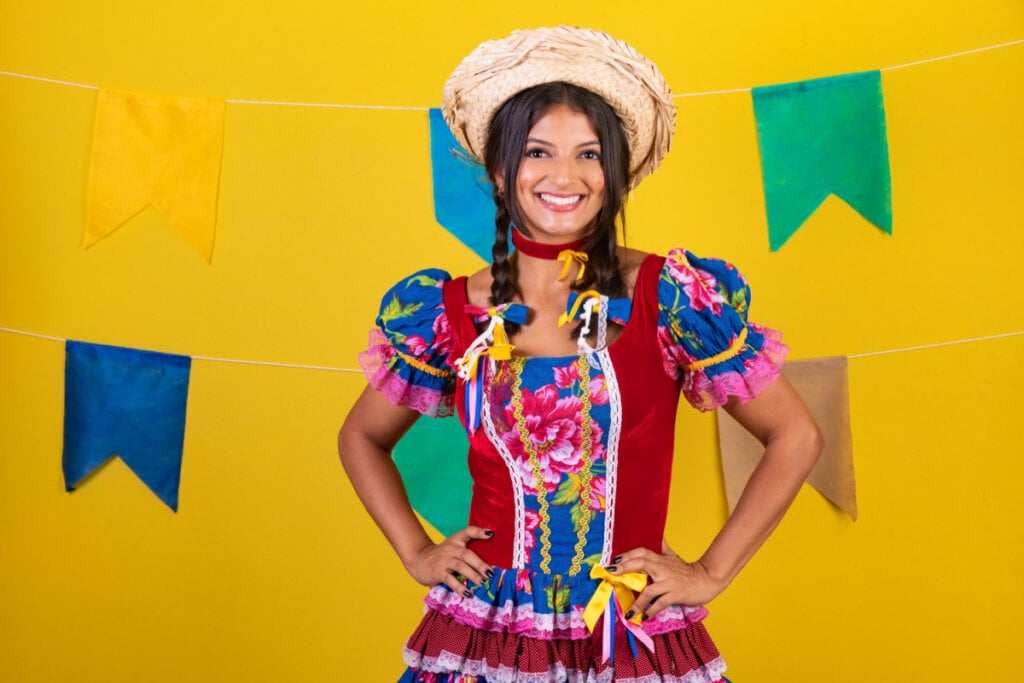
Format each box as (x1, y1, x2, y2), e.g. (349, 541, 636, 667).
(442, 25, 676, 190)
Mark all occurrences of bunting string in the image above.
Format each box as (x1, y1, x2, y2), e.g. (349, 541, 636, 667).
(2, 37, 1020, 107)
(2, 326, 1020, 373)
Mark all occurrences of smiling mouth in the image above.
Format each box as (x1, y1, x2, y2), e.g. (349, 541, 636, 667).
(538, 193, 583, 206)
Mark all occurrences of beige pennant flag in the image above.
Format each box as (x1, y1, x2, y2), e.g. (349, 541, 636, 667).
(85, 89, 225, 262)
(717, 356, 857, 520)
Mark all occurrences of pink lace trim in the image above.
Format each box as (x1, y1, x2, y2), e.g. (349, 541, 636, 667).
(358, 332, 455, 418)
(683, 324, 789, 413)
(424, 583, 708, 640)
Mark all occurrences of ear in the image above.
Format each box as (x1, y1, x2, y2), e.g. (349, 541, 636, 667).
(494, 171, 504, 197)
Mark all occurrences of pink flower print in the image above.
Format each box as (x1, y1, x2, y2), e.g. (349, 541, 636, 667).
(502, 384, 605, 494)
(588, 376, 609, 405)
(554, 363, 580, 389)
(523, 509, 541, 553)
(667, 253, 726, 315)
(430, 311, 453, 356)
(405, 335, 428, 356)
(658, 324, 698, 378)
(515, 568, 533, 594)
(588, 476, 607, 512)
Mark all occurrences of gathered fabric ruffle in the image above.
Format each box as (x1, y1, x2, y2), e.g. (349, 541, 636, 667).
(402, 568, 725, 683)
(681, 323, 788, 413)
(359, 329, 456, 418)
(656, 248, 788, 412)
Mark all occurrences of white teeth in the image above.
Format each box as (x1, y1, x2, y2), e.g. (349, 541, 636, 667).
(540, 193, 582, 206)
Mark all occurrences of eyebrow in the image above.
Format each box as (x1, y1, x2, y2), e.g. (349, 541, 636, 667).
(526, 137, 601, 148)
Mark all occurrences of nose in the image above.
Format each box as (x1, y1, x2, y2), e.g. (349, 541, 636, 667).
(551, 155, 578, 186)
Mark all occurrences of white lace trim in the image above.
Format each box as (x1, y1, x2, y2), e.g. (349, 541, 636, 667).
(598, 347, 622, 567)
(404, 648, 727, 683)
(482, 369, 526, 568)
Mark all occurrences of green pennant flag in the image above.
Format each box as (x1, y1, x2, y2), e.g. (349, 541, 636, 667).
(752, 70, 893, 251)
(392, 415, 471, 536)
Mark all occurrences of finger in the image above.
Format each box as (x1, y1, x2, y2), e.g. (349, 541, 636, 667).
(454, 525, 496, 543)
(438, 539, 493, 584)
(444, 570, 473, 597)
(448, 557, 488, 588)
(640, 591, 669, 619)
(627, 588, 666, 620)
(608, 550, 657, 576)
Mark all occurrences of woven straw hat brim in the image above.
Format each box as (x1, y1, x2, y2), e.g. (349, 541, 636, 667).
(442, 26, 676, 190)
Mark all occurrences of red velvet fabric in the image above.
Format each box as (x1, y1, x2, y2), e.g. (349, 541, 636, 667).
(440, 254, 680, 567)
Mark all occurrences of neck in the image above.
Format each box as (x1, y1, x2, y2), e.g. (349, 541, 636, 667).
(511, 229, 589, 260)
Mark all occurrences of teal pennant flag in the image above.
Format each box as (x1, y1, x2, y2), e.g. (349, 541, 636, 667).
(63, 341, 191, 511)
(392, 415, 471, 536)
(752, 70, 893, 251)
(429, 108, 495, 261)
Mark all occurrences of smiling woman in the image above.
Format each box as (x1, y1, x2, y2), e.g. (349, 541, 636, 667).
(338, 25, 822, 682)
(513, 103, 606, 243)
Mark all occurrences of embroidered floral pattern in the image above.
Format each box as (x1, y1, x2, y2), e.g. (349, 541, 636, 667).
(658, 249, 787, 412)
(500, 383, 606, 494)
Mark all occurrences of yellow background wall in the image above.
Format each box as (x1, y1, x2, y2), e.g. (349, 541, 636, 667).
(2, 2, 1022, 680)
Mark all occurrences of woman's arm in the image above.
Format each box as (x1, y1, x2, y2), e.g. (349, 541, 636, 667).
(612, 374, 823, 617)
(338, 386, 493, 595)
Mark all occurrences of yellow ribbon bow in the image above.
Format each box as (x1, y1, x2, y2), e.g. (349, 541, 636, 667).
(487, 312, 514, 361)
(583, 564, 647, 632)
(557, 249, 589, 281)
(557, 289, 602, 328)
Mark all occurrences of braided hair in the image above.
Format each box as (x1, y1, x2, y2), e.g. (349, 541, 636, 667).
(482, 82, 631, 334)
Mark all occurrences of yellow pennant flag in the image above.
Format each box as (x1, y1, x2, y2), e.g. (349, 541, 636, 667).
(85, 89, 225, 262)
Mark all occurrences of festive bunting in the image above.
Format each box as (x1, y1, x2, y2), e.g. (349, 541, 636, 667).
(717, 356, 857, 520)
(63, 340, 191, 511)
(392, 414, 472, 535)
(85, 89, 225, 262)
(429, 107, 496, 261)
(752, 71, 892, 251)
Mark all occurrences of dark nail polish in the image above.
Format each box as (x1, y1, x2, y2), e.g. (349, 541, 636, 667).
(484, 529, 494, 537)
(613, 555, 622, 564)
(605, 565, 617, 573)
(624, 610, 635, 620)
(485, 568, 494, 579)
(463, 589, 472, 598)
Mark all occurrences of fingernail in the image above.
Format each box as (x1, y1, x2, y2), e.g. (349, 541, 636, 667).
(624, 610, 635, 620)
(605, 565, 617, 572)
(463, 589, 472, 598)
(485, 568, 494, 579)
(612, 555, 622, 563)
(642, 613, 649, 621)
(484, 529, 494, 537)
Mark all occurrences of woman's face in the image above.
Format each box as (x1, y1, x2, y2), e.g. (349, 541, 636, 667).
(508, 103, 606, 244)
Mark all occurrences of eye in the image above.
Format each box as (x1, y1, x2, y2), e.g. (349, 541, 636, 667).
(524, 147, 548, 158)
(580, 149, 602, 161)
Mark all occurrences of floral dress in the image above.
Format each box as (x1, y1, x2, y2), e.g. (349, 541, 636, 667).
(359, 249, 787, 683)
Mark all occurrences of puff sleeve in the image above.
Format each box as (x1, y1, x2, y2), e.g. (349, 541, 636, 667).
(657, 249, 788, 412)
(358, 269, 457, 417)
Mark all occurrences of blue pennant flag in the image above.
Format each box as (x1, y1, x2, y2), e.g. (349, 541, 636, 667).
(63, 341, 191, 511)
(752, 70, 893, 251)
(429, 108, 496, 261)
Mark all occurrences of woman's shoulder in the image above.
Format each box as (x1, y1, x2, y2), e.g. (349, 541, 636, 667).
(465, 264, 494, 308)
(617, 246, 652, 297)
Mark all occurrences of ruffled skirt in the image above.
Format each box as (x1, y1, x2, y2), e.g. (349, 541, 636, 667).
(401, 567, 727, 683)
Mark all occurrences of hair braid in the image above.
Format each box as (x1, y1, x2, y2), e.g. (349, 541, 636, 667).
(489, 197, 523, 335)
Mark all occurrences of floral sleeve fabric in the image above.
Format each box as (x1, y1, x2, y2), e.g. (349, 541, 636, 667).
(358, 269, 457, 418)
(657, 248, 788, 412)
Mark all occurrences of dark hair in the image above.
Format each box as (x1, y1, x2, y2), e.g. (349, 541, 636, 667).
(483, 82, 631, 323)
